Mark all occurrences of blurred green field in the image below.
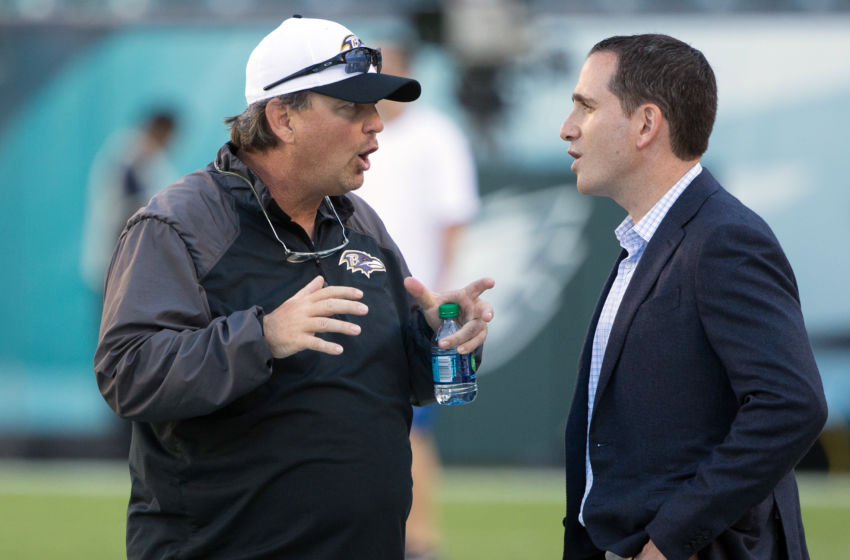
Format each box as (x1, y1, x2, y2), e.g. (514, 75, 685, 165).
(0, 461, 847, 559)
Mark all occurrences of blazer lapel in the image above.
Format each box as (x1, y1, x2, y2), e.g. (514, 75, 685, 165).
(568, 248, 626, 489)
(589, 169, 721, 413)
(577, 249, 627, 380)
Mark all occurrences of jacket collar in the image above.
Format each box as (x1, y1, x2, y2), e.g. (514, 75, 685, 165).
(585, 167, 722, 412)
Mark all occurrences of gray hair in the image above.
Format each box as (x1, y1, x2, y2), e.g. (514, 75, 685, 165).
(224, 92, 312, 152)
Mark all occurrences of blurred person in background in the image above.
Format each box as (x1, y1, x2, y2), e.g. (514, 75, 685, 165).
(559, 34, 826, 560)
(94, 16, 494, 560)
(80, 109, 178, 296)
(359, 31, 481, 560)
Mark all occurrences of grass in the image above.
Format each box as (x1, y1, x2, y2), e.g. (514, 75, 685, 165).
(439, 468, 566, 559)
(0, 462, 127, 559)
(0, 461, 847, 559)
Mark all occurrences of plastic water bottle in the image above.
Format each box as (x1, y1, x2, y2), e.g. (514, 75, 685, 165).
(432, 303, 477, 405)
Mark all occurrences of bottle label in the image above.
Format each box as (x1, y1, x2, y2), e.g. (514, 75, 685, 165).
(432, 353, 475, 384)
(434, 355, 456, 383)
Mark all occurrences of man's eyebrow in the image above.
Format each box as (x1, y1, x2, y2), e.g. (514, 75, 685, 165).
(572, 93, 595, 106)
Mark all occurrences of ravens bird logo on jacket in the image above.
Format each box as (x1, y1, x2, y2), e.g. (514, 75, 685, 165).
(338, 250, 386, 278)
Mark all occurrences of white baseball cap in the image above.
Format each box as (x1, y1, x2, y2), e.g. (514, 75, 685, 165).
(245, 15, 421, 106)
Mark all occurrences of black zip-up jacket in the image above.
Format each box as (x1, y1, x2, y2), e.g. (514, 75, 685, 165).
(95, 142, 435, 559)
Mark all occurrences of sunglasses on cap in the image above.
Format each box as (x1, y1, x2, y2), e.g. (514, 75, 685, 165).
(263, 46, 382, 92)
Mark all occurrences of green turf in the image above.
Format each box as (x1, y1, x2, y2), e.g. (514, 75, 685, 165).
(438, 468, 566, 559)
(0, 493, 126, 559)
(0, 461, 127, 560)
(0, 462, 847, 559)
(797, 474, 850, 559)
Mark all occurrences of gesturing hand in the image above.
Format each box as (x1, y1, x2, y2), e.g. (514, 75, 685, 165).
(404, 276, 495, 354)
(262, 276, 368, 358)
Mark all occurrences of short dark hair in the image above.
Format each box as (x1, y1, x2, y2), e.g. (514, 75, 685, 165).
(590, 34, 717, 160)
(224, 92, 312, 152)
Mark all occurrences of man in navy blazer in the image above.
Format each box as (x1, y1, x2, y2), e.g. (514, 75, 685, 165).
(559, 34, 827, 560)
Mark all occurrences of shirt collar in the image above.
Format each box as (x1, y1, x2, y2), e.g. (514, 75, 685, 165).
(615, 162, 703, 250)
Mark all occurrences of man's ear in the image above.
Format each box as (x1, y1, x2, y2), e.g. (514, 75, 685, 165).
(265, 98, 295, 143)
(635, 103, 663, 150)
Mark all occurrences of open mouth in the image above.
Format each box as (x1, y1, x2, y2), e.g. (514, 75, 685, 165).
(358, 146, 378, 169)
(567, 149, 581, 171)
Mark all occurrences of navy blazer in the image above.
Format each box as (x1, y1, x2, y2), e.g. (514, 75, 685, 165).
(563, 169, 827, 560)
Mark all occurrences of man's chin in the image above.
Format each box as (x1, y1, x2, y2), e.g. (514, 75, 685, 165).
(575, 180, 603, 197)
(337, 176, 364, 195)
(575, 180, 591, 195)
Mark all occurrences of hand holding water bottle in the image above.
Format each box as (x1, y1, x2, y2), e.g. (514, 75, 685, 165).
(404, 276, 495, 351)
(404, 276, 495, 405)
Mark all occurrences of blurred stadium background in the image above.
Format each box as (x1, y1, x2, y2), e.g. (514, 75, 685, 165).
(1, 0, 849, 557)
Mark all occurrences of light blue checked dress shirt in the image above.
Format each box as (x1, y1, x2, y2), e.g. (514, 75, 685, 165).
(578, 163, 702, 526)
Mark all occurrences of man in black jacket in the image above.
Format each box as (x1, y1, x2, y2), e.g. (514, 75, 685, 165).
(95, 16, 494, 559)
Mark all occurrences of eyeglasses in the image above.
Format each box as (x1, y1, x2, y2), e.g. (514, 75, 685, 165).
(270, 196, 349, 263)
(214, 163, 349, 263)
(257, 195, 350, 263)
(263, 46, 382, 92)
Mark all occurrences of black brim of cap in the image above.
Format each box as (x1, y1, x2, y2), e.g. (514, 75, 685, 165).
(310, 73, 421, 103)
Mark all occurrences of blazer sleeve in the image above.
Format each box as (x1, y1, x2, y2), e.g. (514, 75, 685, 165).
(94, 216, 275, 423)
(646, 221, 827, 559)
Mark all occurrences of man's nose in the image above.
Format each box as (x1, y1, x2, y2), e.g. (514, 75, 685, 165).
(365, 104, 384, 134)
(560, 117, 578, 142)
